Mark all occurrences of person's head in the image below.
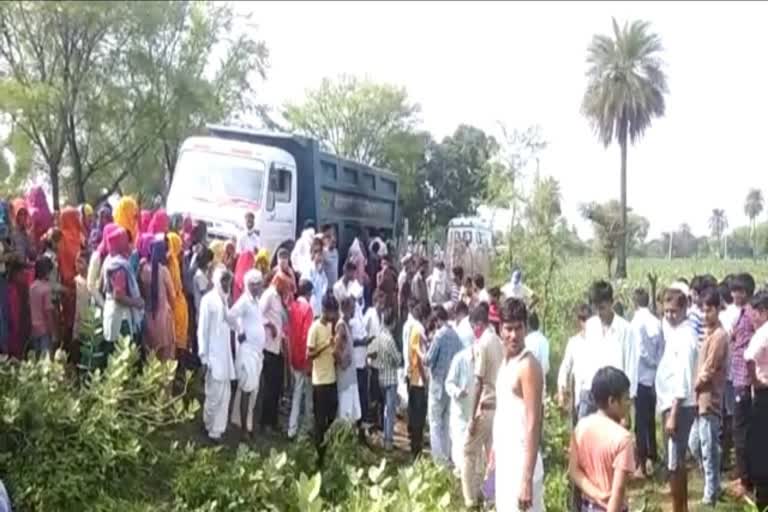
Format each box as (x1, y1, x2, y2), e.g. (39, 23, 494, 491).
(528, 311, 540, 332)
(731, 273, 756, 306)
(381, 307, 397, 331)
(49, 228, 62, 245)
(343, 261, 357, 282)
(373, 289, 386, 312)
(469, 302, 490, 337)
(321, 224, 336, 249)
(197, 248, 214, 271)
(454, 300, 469, 321)
(463, 276, 474, 292)
(613, 301, 625, 318)
(311, 239, 325, 267)
(413, 301, 430, 322)
(245, 211, 255, 230)
(321, 292, 339, 323)
(419, 258, 429, 276)
(632, 288, 650, 309)
(489, 286, 502, 305)
(574, 303, 591, 332)
(430, 305, 450, 330)
(750, 292, 768, 329)
(590, 280, 614, 325)
(215, 268, 233, 296)
(474, 274, 485, 291)
(591, 366, 631, 422)
(277, 247, 290, 272)
(435, 261, 445, 272)
(244, 269, 265, 300)
(34, 255, 54, 281)
(341, 296, 355, 320)
(297, 277, 313, 300)
(700, 287, 721, 328)
(719, 281, 733, 308)
(381, 255, 392, 271)
(500, 298, 528, 358)
(452, 266, 464, 284)
(663, 288, 688, 327)
(691, 274, 718, 308)
(76, 251, 88, 277)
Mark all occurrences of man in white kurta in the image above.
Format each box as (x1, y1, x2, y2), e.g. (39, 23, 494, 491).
(198, 268, 236, 441)
(444, 344, 476, 475)
(227, 269, 266, 435)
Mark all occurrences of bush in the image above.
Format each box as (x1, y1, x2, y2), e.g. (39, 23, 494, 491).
(0, 339, 197, 511)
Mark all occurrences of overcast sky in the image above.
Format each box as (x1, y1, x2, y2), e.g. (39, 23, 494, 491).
(235, 1, 768, 239)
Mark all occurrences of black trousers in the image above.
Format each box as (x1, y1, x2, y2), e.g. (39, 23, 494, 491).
(313, 383, 338, 465)
(408, 385, 427, 455)
(634, 383, 658, 467)
(259, 351, 284, 429)
(734, 385, 753, 483)
(357, 368, 369, 424)
(368, 367, 383, 427)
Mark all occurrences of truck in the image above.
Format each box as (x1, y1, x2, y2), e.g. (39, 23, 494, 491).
(445, 216, 493, 279)
(166, 125, 400, 261)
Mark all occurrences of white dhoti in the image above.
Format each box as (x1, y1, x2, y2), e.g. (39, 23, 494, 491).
(337, 383, 362, 422)
(203, 374, 231, 439)
(235, 344, 263, 393)
(450, 416, 469, 475)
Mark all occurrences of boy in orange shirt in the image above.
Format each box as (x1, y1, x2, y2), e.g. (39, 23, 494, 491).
(569, 366, 635, 512)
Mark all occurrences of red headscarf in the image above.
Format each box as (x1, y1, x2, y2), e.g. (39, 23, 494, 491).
(58, 207, 82, 287)
(106, 227, 130, 257)
(147, 208, 169, 235)
(139, 210, 152, 234)
(98, 223, 120, 258)
(26, 186, 53, 240)
(233, 251, 255, 302)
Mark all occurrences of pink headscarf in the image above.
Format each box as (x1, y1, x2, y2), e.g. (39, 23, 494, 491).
(147, 208, 169, 235)
(106, 227, 130, 257)
(98, 223, 120, 258)
(25, 186, 53, 240)
(139, 210, 152, 233)
(137, 233, 154, 260)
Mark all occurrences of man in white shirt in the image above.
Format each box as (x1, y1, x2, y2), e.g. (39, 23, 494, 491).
(577, 280, 638, 420)
(655, 285, 698, 512)
(235, 211, 260, 254)
(630, 287, 664, 477)
(198, 268, 236, 442)
(227, 269, 265, 436)
(524, 312, 550, 391)
(306, 241, 328, 318)
(744, 291, 768, 511)
(451, 301, 475, 348)
(556, 303, 591, 425)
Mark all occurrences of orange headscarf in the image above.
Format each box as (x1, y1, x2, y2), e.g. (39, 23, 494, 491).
(166, 232, 189, 350)
(58, 207, 82, 287)
(113, 196, 139, 243)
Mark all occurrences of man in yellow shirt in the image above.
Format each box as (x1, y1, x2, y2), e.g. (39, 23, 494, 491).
(408, 301, 431, 457)
(307, 293, 340, 465)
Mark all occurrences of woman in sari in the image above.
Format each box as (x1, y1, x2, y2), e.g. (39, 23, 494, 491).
(233, 250, 255, 302)
(139, 237, 175, 361)
(223, 240, 236, 272)
(102, 227, 144, 357)
(6, 261, 30, 359)
(87, 223, 118, 307)
(169, 213, 184, 235)
(26, 186, 53, 245)
(147, 208, 170, 235)
(58, 208, 84, 360)
(0, 201, 12, 354)
(11, 199, 35, 263)
(139, 210, 152, 234)
(79, 204, 93, 237)
(167, 233, 189, 353)
(114, 196, 140, 245)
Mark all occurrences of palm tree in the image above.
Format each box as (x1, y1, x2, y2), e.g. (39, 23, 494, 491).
(709, 208, 728, 258)
(744, 188, 764, 253)
(582, 18, 668, 278)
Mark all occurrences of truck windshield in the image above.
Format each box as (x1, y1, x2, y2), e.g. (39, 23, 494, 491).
(175, 150, 266, 204)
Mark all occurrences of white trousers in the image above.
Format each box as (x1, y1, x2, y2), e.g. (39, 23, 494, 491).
(231, 388, 259, 432)
(204, 375, 231, 439)
(288, 369, 314, 437)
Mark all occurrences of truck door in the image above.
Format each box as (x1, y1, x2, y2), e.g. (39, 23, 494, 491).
(263, 163, 296, 254)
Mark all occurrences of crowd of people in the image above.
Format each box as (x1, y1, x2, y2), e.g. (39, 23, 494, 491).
(5, 188, 768, 511)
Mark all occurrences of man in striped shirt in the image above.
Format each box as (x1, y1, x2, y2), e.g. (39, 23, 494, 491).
(451, 266, 464, 305)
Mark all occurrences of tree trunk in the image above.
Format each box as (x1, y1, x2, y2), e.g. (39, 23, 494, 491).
(616, 134, 628, 279)
(66, 113, 86, 204)
(49, 164, 60, 212)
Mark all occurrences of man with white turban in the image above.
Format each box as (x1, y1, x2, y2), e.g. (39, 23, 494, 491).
(227, 269, 266, 436)
(198, 268, 236, 442)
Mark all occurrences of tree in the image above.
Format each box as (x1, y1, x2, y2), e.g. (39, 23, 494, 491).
(581, 18, 668, 278)
(284, 75, 419, 167)
(709, 208, 728, 257)
(423, 125, 498, 228)
(744, 188, 764, 254)
(581, 200, 649, 277)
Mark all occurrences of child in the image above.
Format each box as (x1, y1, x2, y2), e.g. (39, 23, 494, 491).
(72, 252, 90, 345)
(569, 366, 635, 512)
(29, 256, 56, 358)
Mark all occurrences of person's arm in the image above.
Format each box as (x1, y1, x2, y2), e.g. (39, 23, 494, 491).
(622, 324, 639, 400)
(225, 298, 243, 331)
(606, 437, 635, 512)
(111, 270, 144, 309)
(568, 435, 611, 504)
(557, 337, 575, 406)
(424, 330, 441, 370)
(197, 298, 209, 365)
(517, 356, 543, 510)
(445, 353, 466, 400)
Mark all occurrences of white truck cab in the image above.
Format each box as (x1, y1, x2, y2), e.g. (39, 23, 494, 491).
(446, 216, 494, 277)
(166, 135, 297, 255)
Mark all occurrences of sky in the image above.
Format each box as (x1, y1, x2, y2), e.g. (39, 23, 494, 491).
(233, 1, 768, 239)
